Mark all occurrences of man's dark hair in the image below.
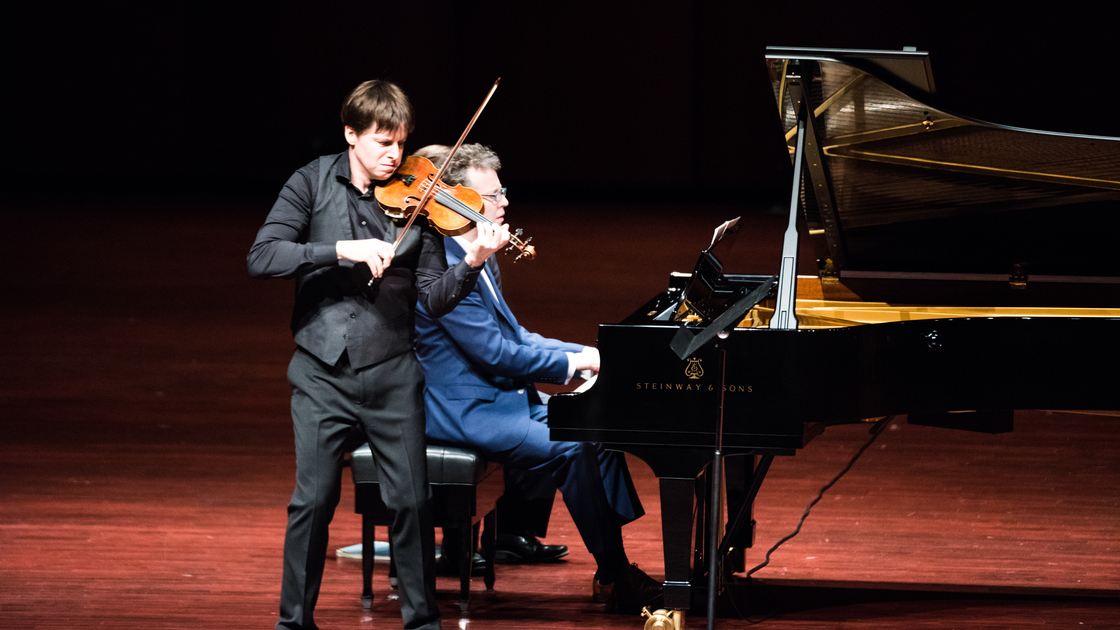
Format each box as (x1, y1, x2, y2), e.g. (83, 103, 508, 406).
(341, 80, 415, 136)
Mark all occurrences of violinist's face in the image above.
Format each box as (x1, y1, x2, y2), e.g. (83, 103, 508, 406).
(345, 124, 407, 187)
(466, 167, 507, 226)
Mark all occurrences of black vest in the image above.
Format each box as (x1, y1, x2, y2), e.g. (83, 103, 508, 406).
(291, 153, 424, 369)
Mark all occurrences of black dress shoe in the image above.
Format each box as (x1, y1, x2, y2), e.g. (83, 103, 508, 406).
(592, 563, 663, 613)
(436, 551, 487, 577)
(494, 534, 569, 564)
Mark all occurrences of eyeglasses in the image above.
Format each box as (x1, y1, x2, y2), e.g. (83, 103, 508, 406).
(480, 187, 507, 203)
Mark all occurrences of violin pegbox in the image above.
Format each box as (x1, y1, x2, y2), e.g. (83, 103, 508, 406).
(507, 229, 535, 262)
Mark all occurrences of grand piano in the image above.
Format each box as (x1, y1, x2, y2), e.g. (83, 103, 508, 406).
(548, 47, 1120, 616)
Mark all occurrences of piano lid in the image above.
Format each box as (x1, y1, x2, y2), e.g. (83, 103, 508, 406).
(765, 47, 1120, 307)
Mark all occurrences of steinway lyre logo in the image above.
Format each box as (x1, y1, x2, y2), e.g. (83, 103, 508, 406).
(684, 358, 704, 380)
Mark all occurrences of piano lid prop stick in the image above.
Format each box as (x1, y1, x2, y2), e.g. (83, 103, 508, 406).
(772, 115, 805, 331)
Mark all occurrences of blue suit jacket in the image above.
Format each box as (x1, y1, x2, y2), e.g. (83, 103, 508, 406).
(415, 238, 586, 452)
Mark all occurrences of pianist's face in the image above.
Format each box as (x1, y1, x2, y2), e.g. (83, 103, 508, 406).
(465, 167, 507, 226)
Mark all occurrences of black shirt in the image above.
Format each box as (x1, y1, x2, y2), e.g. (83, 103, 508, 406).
(248, 152, 481, 367)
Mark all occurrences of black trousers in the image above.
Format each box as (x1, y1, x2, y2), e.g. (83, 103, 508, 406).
(278, 348, 440, 630)
(498, 467, 557, 537)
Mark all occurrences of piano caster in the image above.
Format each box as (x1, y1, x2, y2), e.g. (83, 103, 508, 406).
(642, 607, 684, 630)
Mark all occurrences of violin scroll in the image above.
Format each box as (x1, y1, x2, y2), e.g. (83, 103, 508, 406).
(508, 229, 535, 262)
(376, 155, 539, 263)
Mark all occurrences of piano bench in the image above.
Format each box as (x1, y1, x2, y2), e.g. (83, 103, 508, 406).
(350, 443, 503, 612)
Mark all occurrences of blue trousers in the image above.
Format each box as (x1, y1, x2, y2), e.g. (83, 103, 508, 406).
(483, 402, 643, 555)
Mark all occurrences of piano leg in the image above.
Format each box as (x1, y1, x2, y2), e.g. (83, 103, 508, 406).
(722, 455, 756, 573)
(659, 476, 698, 609)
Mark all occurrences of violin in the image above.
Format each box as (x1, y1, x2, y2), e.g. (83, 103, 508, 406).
(374, 155, 536, 261)
(367, 78, 536, 275)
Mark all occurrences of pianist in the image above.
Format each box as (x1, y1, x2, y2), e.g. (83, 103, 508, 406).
(414, 143, 663, 612)
(410, 144, 569, 572)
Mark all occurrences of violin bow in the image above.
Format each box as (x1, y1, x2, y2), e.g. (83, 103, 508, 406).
(389, 77, 501, 253)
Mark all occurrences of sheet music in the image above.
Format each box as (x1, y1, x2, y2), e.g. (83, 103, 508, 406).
(710, 217, 740, 249)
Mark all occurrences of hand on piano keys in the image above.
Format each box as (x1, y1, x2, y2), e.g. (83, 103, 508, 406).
(571, 347, 600, 379)
(574, 373, 597, 393)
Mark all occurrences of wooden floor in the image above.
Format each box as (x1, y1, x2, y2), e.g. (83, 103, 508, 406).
(1, 199, 1117, 629)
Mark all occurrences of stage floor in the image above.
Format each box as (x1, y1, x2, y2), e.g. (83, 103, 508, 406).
(2, 199, 1117, 629)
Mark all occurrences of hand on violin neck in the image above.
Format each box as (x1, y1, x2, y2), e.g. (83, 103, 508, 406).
(462, 222, 511, 268)
(336, 238, 395, 278)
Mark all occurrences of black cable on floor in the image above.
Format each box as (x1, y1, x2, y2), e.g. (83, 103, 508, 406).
(744, 416, 893, 580)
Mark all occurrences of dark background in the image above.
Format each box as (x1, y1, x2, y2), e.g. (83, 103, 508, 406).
(5, 1, 1118, 206)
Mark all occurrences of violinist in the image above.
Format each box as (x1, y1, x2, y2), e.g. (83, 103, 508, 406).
(413, 143, 663, 612)
(247, 79, 509, 630)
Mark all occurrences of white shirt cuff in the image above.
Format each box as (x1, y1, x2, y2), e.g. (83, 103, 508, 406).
(563, 352, 580, 385)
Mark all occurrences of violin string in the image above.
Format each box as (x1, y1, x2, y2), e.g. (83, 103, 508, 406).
(433, 191, 526, 247)
(417, 178, 491, 225)
(412, 175, 528, 249)
(433, 189, 488, 224)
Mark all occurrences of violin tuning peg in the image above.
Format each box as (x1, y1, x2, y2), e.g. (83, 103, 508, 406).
(514, 243, 536, 263)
